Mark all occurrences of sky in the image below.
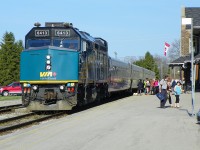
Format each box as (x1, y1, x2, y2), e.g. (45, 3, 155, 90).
(0, 0, 200, 59)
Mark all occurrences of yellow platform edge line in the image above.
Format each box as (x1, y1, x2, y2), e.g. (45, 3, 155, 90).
(20, 80, 78, 84)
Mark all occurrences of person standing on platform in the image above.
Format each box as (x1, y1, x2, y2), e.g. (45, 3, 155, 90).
(143, 79, 147, 94)
(137, 79, 143, 96)
(150, 79, 155, 95)
(174, 81, 182, 108)
(171, 79, 177, 94)
(167, 78, 173, 107)
(145, 78, 150, 95)
(182, 78, 186, 93)
(153, 79, 159, 94)
(159, 75, 169, 108)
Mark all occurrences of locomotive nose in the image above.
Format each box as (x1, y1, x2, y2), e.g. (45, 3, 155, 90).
(20, 48, 79, 82)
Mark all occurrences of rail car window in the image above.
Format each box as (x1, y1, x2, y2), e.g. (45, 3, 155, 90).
(27, 39, 51, 48)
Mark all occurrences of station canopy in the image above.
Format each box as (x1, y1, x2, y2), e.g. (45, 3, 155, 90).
(168, 54, 200, 67)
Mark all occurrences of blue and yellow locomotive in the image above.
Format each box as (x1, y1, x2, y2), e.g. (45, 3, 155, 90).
(20, 22, 155, 111)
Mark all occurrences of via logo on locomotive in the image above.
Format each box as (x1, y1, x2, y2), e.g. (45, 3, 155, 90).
(39, 72, 57, 77)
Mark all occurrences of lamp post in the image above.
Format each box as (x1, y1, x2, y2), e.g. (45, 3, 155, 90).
(182, 17, 195, 116)
(114, 51, 117, 59)
(190, 19, 195, 116)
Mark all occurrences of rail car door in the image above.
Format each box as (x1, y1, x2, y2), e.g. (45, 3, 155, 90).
(96, 51, 108, 82)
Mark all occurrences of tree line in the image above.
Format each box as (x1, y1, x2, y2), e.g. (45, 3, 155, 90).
(0, 32, 23, 85)
(133, 40, 180, 80)
(134, 51, 160, 79)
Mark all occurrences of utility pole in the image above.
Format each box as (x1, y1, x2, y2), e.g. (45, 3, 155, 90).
(114, 51, 117, 59)
(190, 19, 195, 116)
(160, 63, 163, 79)
(182, 17, 195, 116)
(174, 67, 175, 79)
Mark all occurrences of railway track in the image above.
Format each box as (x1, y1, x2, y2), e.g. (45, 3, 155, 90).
(0, 94, 127, 134)
(0, 104, 23, 113)
(0, 111, 67, 133)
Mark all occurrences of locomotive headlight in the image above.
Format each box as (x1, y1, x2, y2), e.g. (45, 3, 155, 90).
(46, 65, 51, 70)
(46, 60, 51, 64)
(32, 85, 38, 91)
(23, 83, 31, 87)
(71, 83, 75, 86)
(46, 55, 51, 60)
(60, 85, 65, 91)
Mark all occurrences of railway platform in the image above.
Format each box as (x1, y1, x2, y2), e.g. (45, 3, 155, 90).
(0, 93, 200, 150)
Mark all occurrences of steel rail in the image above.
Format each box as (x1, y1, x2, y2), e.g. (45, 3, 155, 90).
(0, 112, 35, 124)
(0, 104, 22, 110)
(0, 112, 66, 133)
(0, 104, 23, 113)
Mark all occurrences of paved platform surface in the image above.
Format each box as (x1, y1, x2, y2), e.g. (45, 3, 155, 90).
(0, 93, 200, 150)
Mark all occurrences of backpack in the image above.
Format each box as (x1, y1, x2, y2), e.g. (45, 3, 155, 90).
(172, 80, 176, 88)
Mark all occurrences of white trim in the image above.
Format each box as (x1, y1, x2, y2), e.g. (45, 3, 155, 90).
(182, 18, 192, 25)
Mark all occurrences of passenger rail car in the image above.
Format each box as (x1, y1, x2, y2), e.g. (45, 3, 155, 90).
(20, 22, 155, 110)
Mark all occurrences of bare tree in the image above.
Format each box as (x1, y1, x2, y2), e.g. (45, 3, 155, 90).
(167, 39, 180, 62)
(154, 54, 169, 79)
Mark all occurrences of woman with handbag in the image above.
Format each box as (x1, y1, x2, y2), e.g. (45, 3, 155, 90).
(159, 75, 169, 108)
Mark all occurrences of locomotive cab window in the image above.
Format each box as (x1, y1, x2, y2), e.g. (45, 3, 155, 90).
(53, 38, 79, 50)
(25, 27, 80, 50)
(26, 39, 51, 48)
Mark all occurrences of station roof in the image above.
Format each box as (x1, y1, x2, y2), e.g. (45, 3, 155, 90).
(184, 7, 200, 34)
(169, 8, 200, 67)
(168, 55, 190, 66)
(185, 7, 200, 27)
(169, 54, 200, 66)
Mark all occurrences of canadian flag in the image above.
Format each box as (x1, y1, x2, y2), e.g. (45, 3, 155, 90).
(164, 42, 170, 56)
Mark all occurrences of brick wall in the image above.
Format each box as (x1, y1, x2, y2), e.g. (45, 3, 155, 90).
(181, 7, 200, 56)
(181, 24, 191, 56)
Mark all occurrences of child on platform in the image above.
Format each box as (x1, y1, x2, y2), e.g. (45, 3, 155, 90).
(174, 81, 182, 108)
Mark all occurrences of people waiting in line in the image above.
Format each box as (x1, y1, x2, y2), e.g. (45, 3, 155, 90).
(136, 78, 160, 96)
(135, 75, 185, 109)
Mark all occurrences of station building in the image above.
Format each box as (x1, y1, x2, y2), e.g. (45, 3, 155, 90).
(169, 7, 200, 90)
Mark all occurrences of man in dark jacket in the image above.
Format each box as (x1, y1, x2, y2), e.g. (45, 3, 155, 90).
(137, 79, 143, 96)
